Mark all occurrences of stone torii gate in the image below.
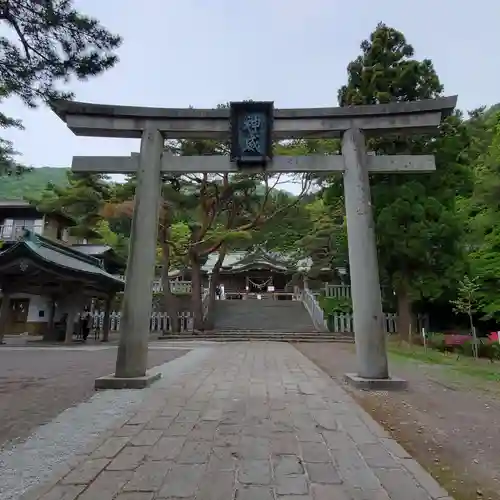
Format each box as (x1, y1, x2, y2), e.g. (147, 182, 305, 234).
(52, 96, 456, 390)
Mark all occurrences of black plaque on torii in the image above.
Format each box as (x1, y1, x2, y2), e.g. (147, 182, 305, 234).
(229, 101, 274, 167)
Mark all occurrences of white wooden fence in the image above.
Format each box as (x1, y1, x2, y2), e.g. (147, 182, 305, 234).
(88, 311, 193, 333)
(328, 313, 397, 334)
(324, 284, 352, 299)
(88, 288, 210, 334)
(327, 312, 429, 334)
(115, 277, 192, 294)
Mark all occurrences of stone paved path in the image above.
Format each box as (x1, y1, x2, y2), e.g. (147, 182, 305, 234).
(18, 343, 452, 500)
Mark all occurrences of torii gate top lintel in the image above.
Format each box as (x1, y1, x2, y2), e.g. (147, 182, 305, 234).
(51, 96, 457, 140)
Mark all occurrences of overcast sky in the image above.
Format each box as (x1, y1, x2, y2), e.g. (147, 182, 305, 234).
(2, 0, 499, 173)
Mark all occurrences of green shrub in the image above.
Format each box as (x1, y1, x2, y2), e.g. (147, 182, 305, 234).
(319, 295, 352, 315)
(457, 340, 476, 357)
(428, 334, 446, 352)
(478, 341, 500, 361)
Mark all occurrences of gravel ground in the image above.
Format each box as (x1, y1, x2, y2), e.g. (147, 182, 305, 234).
(296, 342, 500, 500)
(0, 347, 187, 449)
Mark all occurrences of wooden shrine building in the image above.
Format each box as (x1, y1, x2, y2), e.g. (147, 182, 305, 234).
(0, 230, 124, 341)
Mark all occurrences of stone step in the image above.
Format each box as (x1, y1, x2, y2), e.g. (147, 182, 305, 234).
(160, 337, 352, 343)
(214, 300, 318, 333)
(160, 332, 353, 343)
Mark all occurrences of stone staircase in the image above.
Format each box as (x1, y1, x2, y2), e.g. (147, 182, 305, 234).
(196, 300, 353, 342)
(215, 300, 315, 332)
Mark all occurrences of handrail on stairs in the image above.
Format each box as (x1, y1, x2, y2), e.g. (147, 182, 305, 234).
(299, 285, 328, 332)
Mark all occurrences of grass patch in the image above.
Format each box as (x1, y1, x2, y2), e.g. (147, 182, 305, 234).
(387, 340, 500, 383)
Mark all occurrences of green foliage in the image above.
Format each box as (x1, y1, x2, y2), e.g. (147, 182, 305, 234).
(0, 0, 121, 106)
(159, 136, 312, 261)
(461, 112, 500, 320)
(250, 191, 312, 255)
(156, 222, 190, 269)
(0, 166, 67, 198)
(477, 341, 500, 361)
(451, 276, 479, 318)
(299, 197, 348, 278)
(31, 171, 112, 238)
(0, 132, 28, 177)
(338, 22, 442, 106)
(319, 295, 352, 314)
(95, 219, 128, 260)
(427, 333, 446, 352)
(457, 340, 477, 358)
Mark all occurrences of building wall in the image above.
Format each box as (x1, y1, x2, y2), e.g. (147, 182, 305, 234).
(25, 294, 51, 322)
(0, 293, 51, 335)
(42, 216, 70, 242)
(0, 209, 83, 245)
(0, 293, 79, 335)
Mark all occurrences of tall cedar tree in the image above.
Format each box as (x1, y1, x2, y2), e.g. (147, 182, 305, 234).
(335, 23, 472, 338)
(0, 0, 122, 175)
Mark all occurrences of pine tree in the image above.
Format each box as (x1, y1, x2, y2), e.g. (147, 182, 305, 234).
(31, 171, 112, 239)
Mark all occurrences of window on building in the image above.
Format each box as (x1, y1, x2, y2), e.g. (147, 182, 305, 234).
(1, 219, 14, 238)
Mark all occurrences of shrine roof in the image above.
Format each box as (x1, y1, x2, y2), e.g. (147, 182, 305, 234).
(71, 243, 113, 255)
(202, 248, 296, 274)
(0, 230, 124, 290)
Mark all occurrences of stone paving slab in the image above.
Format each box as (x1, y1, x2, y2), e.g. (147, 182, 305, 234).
(16, 342, 453, 500)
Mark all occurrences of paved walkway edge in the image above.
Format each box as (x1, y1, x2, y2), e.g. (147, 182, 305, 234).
(0, 347, 212, 500)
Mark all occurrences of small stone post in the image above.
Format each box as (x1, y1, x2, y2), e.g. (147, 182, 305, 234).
(342, 128, 389, 380)
(115, 127, 163, 379)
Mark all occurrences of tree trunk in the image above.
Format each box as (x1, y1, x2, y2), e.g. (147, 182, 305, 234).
(160, 242, 180, 334)
(469, 311, 478, 359)
(203, 273, 217, 331)
(161, 263, 180, 334)
(203, 247, 227, 330)
(158, 218, 181, 334)
(190, 255, 204, 331)
(101, 296, 113, 342)
(396, 284, 413, 344)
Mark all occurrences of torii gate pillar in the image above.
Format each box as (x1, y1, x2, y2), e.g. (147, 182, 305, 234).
(342, 129, 399, 387)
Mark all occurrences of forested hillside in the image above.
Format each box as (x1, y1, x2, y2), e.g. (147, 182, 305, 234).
(0, 167, 68, 199)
